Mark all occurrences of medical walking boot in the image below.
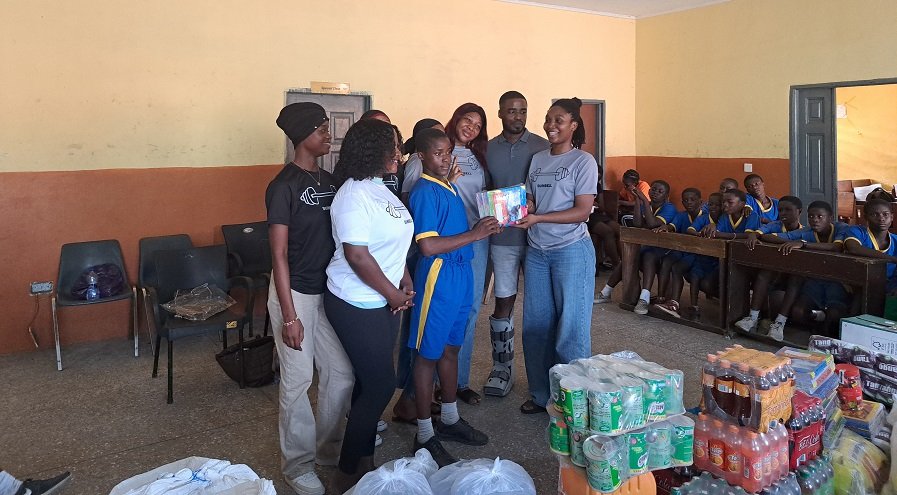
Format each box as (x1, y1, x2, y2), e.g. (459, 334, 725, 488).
(483, 316, 514, 397)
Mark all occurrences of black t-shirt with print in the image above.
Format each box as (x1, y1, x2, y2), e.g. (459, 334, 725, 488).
(265, 164, 337, 295)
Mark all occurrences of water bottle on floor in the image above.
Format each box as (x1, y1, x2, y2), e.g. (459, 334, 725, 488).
(86, 271, 99, 301)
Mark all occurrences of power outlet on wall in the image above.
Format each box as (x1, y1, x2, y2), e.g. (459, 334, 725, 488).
(30, 281, 54, 295)
(743, 162, 753, 173)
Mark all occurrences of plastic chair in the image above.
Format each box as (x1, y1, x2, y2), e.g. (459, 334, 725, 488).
(138, 234, 193, 354)
(221, 221, 271, 335)
(52, 240, 137, 371)
(144, 245, 254, 403)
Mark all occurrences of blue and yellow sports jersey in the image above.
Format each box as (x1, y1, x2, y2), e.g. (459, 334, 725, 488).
(672, 210, 702, 234)
(759, 220, 802, 235)
(716, 212, 761, 234)
(775, 222, 850, 244)
(745, 195, 779, 222)
(409, 174, 473, 263)
(687, 214, 717, 233)
(641, 201, 678, 226)
(844, 225, 897, 279)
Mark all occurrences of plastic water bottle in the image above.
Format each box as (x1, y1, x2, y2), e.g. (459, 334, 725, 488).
(86, 271, 99, 301)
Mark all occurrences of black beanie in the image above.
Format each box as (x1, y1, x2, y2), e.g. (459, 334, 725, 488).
(403, 118, 442, 154)
(276, 102, 328, 145)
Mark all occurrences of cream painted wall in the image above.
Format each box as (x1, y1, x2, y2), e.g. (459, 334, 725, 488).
(636, 0, 897, 158)
(0, 0, 635, 172)
(837, 84, 897, 191)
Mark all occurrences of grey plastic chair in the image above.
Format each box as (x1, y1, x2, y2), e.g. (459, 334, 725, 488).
(53, 239, 137, 371)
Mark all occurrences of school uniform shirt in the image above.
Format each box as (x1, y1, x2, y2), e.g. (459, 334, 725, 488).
(526, 148, 599, 251)
(400, 154, 423, 194)
(758, 220, 803, 235)
(486, 129, 550, 247)
(409, 174, 473, 263)
(775, 222, 850, 244)
(745, 195, 779, 222)
(452, 146, 488, 228)
(641, 201, 678, 227)
(672, 210, 703, 234)
(687, 213, 717, 233)
(265, 163, 338, 295)
(326, 177, 414, 307)
(844, 226, 897, 279)
(716, 211, 762, 234)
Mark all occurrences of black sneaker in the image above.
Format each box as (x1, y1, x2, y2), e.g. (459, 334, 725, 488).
(436, 417, 489, 446)
(413, 435, 457, 467)
(16, 472, 71, 495)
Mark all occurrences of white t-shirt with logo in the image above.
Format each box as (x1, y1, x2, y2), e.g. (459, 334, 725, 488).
(326, 177, 415, 307)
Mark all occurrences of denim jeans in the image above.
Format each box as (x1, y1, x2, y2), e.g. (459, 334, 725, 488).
(523, 237, 596, 407)
(457, 237, 489, 390)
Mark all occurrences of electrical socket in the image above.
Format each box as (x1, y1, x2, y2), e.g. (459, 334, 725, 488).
(30, 281, 53, 295)
(743, 162, 753, 173)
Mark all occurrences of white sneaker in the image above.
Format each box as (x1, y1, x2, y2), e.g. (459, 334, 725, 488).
(375, 433, 383, 447)
(769, 321, 785, 342)
(377, 419, 388, 432)
(734, 316, 758, 333)
(286, 472, 325, 495)
(594, 293, 612, 304)
(634, 299, 650, 315)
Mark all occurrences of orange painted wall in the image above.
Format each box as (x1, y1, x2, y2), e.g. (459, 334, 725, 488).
(0, 165, 280, 355)
(635, 157, 791, 203)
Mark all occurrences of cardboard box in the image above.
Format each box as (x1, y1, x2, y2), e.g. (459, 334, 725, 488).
(840, 315, 897, 357)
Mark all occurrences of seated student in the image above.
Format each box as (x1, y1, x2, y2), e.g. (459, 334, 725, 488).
(407, 128, 498, 465)
(617, 169, 650, 218)
(744, 173, 779, 224)
(761, 201, 851, 337)
(702, 178, 739, 214)
(594, 180, 676, 313)
(590, 188, 621, 271)
(844, 199, 897, 296)
(683, 190, 762, 317)
(658, 193, 722, 319)
(733, 196, 806, 340)
(653, 187, 704, 305)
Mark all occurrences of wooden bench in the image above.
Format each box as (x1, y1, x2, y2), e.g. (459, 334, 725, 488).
(726, 242, 889, 346)
(619, 227, 729, 333)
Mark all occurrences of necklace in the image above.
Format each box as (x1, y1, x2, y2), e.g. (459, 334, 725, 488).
(293, 161, 321, 185)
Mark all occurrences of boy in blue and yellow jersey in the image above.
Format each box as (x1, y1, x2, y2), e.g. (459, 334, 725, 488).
(744, 174, 779, 224)
(595, 180, 676, 314)
(407, 128, 499, 466)
(844, 199, 897, 295)
(653, 187, 703, 309)
(734, 196, 806, 340)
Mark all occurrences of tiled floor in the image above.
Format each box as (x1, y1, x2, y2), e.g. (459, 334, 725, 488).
(1, 273, 778, 494)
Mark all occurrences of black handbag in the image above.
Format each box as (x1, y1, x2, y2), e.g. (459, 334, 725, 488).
(215, 335, 275, 387)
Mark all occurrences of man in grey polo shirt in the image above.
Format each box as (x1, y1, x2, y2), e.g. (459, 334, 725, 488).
(483, 91, 550, 397)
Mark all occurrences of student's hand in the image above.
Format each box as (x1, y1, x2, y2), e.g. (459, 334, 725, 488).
(652, 225, 671, 233)
(513, 213, 539, 229)
(778, 241, 803, 255)
(741, 206, 752, 218)
(700, 224, 717, 238)
(472, 217, 502, 239)
(282, 316, 305, 351)
(746, 233, 760, 250)
(448, 156, 462, 183)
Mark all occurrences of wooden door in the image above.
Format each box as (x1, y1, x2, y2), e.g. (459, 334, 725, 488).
(791, 87, 835, 219)
(283, 92, 370, 173)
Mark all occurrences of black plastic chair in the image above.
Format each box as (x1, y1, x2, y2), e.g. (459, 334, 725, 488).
(52, 240, 137, 371)
(138, 234, 193, 355)
(144, 245, 254, 403)
(221, 221, 271, 335)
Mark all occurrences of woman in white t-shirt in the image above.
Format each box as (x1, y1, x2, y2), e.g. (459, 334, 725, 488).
(514, 98, 599, 414)
(323, 118, 415, 493)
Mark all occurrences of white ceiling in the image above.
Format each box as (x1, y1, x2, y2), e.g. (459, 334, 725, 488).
(498, 0, 731, 19)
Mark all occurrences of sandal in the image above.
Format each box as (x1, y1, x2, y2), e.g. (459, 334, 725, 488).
(456, 388, 481, 405)
(520, 399, 547, 415)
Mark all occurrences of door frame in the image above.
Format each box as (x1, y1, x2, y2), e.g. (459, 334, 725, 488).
(789, 77, 897, 203)
(551, 98, 606, 172)
(282, 89, 372, 165)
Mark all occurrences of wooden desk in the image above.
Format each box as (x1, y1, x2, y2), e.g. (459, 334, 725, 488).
(727, 242, 889, 346)
(619, 227, 729, 332)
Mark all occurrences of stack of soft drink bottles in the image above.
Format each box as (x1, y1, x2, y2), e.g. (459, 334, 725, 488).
(787, 391, 824, 469)
(674, 456, 834, 495)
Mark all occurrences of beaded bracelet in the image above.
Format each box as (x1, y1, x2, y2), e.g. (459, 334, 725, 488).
(283, 316, 301, 327)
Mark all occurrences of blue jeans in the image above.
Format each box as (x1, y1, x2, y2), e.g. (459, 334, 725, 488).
(523, 237, 596, 407)
(457, 238, 489, 390)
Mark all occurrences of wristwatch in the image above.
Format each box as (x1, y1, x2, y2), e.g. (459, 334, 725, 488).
(800, 239, 808, 247)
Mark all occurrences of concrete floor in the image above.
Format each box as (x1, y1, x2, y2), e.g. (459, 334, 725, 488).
(0, 273, 779, 495)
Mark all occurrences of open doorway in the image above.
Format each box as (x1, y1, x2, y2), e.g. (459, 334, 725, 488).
(790, 78, 897, 227)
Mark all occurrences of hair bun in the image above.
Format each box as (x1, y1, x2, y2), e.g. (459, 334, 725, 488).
(570, 97, 582, 108)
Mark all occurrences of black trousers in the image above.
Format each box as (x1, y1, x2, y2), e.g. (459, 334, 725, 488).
(323, 289, 399, 473)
